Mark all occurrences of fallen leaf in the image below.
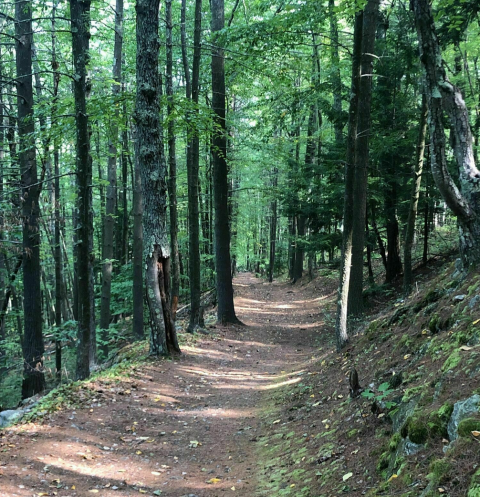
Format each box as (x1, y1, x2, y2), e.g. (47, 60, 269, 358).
(89, 491, 99, 494)
(231, 486, 236, 491)
(388, 474, 398, 482)
(272, 419, 280, 424)
(404, 354, 411, 360)
(460, 346, 473, 351)
(438, 488, 445, 493)
(472, 431, 480, 437)
(342, 472, 353, 482)
(151, 471, 161, 476)
(189, 440, 201, 448)
(473, 319, 480, 325)
(207, 478, 221, 484)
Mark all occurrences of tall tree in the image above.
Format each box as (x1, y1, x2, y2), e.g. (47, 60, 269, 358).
(165, 0, 180, 320)
(135, 0, 180, 355)
(211, 0, 240, 324)
(335, 9, 363, 351)
(347, 0, 379, 318)
(16, 0, 45, 398)
(403, 93, 428, 295)
(181, 0, 203, 333)
(70, 0, 95, 380)
(413, 0, 480, 267)
(100, 0, 124, 358)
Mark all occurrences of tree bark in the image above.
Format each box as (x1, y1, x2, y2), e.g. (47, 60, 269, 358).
(100, 0, 123, 358)
(335, 9, 363, 351)
(328, 0, 343, 143)
(403, 93, 428, 294)
(165, 0, 180, 321)
(268, 167, 278, 283)
(211, 0, 240, 324)
(184, 0, 202, 332)
(348, 0, 379, 318)
(16, 0, 46, 398)
(135, 0, 180, 355)
(413, 0, 480, 267)
(70, 0, 95, 380)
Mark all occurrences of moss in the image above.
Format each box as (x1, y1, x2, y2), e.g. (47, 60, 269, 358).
(468, 469, 480, 497)
(442, 350, 462, 372)
(407, 418, 428, 444)
(401, 412, 445, 444)
(389, 433, 401, 452)
(377, 452, 390, 473)
(347, 428, 359, 439)
(429, 314, 441, 333)
(429, 458, 452, 484)
(366, 319, 382, 340)
(402, 386, 424, 403)
(458, 417, 480, 437)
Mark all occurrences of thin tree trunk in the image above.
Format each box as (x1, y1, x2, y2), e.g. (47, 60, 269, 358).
(16, 0, 46, 398)
(100, 0, 123, 358)
(132, 147, 144, 340)
(404, 93, 428, 294)
(184, 0, 202, 332)
(211, 0, 240, 324)
(135, 0, 180, 355)
(165, 0, 180, 322)
(268, 167, 278, 283)
(70, 0, 95, 380)
(348, 0, 379, 318)
(328, 0, 343, 143)
(334, 9, 363, 351)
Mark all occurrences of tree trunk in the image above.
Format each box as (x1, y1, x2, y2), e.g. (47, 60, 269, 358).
(70, 0, 95, 380)
(328, 0, 343, 143)
(183, 0, 203, 333)
(293, 215, 305, 282)
(348, 0, 379, 318)
(100, 0, 123, 358)
(133, 147, 144, 340)
(413, 0, 480, 267)
(403, 93, 428, 294)
(165, 0, 180, 321)
(16, 0, 46, 398)
(268, 167, 278, 283)
(334, 9, 363, 351)
(384, 160, 403, 283)
(211, 0, 240, 324)
(135, 0, 180, 355)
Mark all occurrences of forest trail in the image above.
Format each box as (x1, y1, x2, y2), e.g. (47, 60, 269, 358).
(0, 273, 334, 497)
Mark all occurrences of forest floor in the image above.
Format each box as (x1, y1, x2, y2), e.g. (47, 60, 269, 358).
(0, 272, 339, 497)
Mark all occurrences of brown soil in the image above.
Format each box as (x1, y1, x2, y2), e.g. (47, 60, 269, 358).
(0, 272, 334, 497)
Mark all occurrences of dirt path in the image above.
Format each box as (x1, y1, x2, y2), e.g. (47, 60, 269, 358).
(0, 273, 333, 497)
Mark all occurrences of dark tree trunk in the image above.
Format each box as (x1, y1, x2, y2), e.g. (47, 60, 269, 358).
(293, 215, 305, 282)
(335, 10, 363, 351)
(135, 0, 180, 355)
(348, 0, 379, 318)
(404, 94, 428, 294)
(166, 0, 180, 321)
(132, 148, 144, 340)
(288, 216, 296, 280)
(70, 0, 95, 380)
(184, 0, 202, 333)
(268, 167, 278, 283)
(384, 159, 403, 283)
(211, 0, 240, 324)
(16, 0, 46, 398)
(423, 175, 430, 266)
(100, 0, 123, 358)
(413, 0, 480, 267)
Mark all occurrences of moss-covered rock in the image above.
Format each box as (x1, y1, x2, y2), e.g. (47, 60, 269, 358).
(458, 417, 480, 437)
